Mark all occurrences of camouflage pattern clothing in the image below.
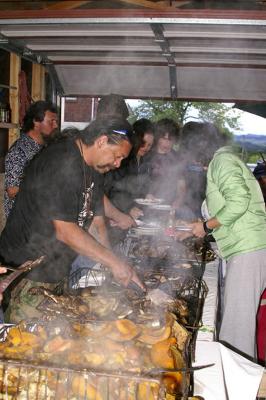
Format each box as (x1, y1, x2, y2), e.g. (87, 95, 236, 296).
(5, 278, 57, 324)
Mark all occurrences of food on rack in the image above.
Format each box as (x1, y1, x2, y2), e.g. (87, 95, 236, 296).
(72, 375, 103, 400)
(151, 337, 178, 369)
(162, 371, 183, 395)
(72, 321, 113, 337)
(184, 237, 216, 262)
(0, 324, 43, 360)
(29, 286, 90, 320)
(43, 335, 76, 353)
(7, 326, 42, 347)
(138, 325, 171, 345)
(0, 312, 189, 399)
(0, 252, 207, 399)
(107, 319, 141, 342)
(131, 240, 169, 258)
(137, 381, 160, 400)
(130, 238, 197, 261)
(172, 320, 190, 352)
(0, 315, 189, 367)
(80, 292, 121, 317)
(168, 299, 189, 325)
(0, 367, 56, 398)
(127, 223, 216, 264)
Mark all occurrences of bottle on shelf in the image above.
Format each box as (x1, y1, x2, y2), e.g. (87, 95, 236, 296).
(5, 103, 11, 123)
(0, 103, 4, 123)
(0, 103, 12, 123)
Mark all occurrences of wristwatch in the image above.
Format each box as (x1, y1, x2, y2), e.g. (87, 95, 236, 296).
(203, 221, 213, 235)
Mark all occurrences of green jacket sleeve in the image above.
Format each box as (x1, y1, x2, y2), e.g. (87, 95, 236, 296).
(210, 153, 251, 226)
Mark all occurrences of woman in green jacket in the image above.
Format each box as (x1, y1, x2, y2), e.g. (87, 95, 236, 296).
(184, 121, 266, 362)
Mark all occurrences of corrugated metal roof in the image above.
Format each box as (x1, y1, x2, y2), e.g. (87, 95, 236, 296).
(1, 2, 266, 100)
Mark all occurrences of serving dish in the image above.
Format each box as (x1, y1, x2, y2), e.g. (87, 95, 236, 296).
(134, 198, 163, 206)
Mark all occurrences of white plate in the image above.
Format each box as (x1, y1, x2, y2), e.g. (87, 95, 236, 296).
(132, 226, 160, 236)
(134, 198, 163, 206)
(175, 226, 192, 232)
(149, 204, 172, 211)
(134, 219, 161, 228)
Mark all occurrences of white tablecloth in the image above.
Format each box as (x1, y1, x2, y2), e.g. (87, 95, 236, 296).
(193, 341, 264, 400)
(194, 259, 264, 399)
(197, 260, 219, 341)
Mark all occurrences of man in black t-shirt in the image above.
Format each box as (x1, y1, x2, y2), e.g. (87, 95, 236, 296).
(0, 118, 144, 322)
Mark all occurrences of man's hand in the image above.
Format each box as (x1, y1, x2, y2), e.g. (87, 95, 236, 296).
(145, 193, 156, 200)
(110, 260, 145, 290)
(104, 195, 135, 230)
(112, 213, 135, 230)
(129, 207, 144, 220)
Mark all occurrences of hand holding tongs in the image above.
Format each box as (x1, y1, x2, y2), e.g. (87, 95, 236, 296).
(0, 256, 45, 293)
(127, 280, 147, 297)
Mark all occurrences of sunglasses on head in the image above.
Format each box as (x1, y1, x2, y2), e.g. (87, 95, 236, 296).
(112, 129, 128, 136)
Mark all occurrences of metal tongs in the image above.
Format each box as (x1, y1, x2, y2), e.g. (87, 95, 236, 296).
(127, 280, 147, 297)
(0, 256, 45, 293)
(144, 363, 215, 375)
(127, 281, 175, 306)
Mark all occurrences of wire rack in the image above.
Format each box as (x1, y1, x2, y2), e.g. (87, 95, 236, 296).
(0, 321, 192, 400)
(0, 358, 167, 400)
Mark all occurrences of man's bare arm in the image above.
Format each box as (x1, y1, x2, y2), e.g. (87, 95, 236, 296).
(103, 195, 135, 229)
(88, 216, 111, 249)
(53, 220, 144, 289)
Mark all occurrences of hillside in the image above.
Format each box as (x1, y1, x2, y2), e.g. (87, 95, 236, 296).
(234, 134, 266, 152)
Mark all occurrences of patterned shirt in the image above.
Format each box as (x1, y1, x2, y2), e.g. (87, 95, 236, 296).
(4, 133, 43, 217)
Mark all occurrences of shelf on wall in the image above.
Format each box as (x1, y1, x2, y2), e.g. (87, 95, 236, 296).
(0, 84, 17, 90)
(0, 123, 19, 129)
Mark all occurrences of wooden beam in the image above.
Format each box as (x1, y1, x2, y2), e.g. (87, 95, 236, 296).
(9, 53, 21, 147)
(31, 63, 45, 102)
(1, 9, 266, 20)
(46, 1, 93, 10)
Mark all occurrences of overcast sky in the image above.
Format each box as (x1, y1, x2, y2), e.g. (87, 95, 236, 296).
(234, 111, 266, 136)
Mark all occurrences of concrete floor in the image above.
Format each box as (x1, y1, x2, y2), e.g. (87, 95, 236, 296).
(0, 174, 6, 234)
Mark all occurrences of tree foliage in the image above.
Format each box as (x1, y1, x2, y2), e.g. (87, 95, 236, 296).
(130, 100, 241, 137)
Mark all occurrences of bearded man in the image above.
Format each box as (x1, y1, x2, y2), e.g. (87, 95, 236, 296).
(4, 100, 58, 217)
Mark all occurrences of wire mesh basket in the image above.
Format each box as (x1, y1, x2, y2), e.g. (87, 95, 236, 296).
(65, 268, 208, 330)
(70, 264, 108, 289)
